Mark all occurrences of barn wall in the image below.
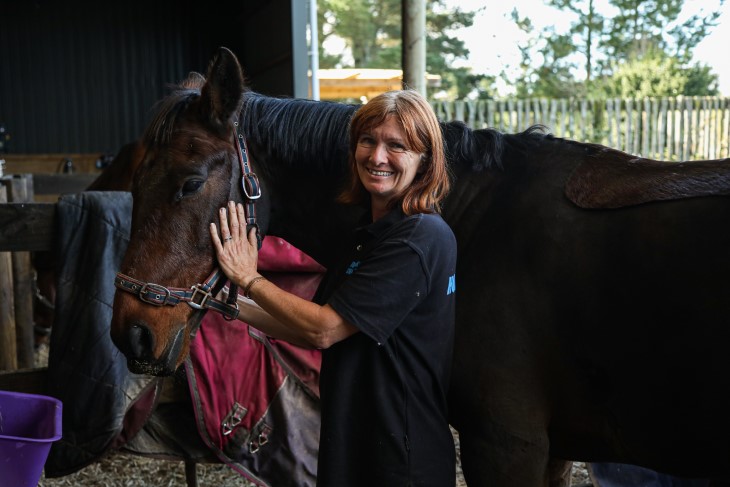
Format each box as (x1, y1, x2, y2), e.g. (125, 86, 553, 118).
(0, 0, 303, 154)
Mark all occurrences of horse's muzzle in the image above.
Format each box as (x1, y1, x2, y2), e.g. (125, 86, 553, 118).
(112, 319, 186, 376)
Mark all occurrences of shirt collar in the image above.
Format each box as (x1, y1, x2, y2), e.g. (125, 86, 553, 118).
(356, 206, 406, 238)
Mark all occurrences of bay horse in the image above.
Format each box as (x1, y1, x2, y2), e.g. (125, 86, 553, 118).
(110, 47, 730, 486)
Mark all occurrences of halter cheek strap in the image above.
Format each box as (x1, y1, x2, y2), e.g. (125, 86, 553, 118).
(235, 122, 263, 250)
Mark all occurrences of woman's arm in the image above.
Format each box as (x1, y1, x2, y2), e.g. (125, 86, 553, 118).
(211, 201, 358, 349)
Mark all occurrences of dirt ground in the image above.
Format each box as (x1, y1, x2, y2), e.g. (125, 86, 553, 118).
(36, 430, 592, 486)
(34, 344, 592, 487)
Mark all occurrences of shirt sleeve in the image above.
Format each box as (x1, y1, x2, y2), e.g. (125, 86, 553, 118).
(327, 238, 428, 345)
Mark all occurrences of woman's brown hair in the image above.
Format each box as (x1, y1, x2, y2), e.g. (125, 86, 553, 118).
(337, 90, 450, 215)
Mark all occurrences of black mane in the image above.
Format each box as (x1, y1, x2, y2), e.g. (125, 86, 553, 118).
(239, 93, 550, 175)
(240, 92, 357, 179)
(441, 121, 553, 172)
(143, 82, 558, 177)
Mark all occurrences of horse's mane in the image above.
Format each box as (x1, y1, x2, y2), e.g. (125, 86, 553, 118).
(240, 92, 357, 178)
(441, 121, 551, 171)
(143, 75, 572, 178)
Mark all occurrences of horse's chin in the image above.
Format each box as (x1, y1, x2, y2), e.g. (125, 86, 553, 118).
(127, 325, 188, 376)
(127, 358, 178, 376)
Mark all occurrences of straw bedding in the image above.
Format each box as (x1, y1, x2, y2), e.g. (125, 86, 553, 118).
(34, 345, 589, 486)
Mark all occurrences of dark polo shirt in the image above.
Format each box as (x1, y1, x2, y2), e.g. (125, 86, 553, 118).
(314, 208, 457, 487)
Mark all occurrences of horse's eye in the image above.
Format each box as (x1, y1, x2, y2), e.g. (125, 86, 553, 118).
(182, 179, 204, 196)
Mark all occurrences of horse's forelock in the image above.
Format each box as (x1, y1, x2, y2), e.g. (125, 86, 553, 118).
(143, 87, 201, 147)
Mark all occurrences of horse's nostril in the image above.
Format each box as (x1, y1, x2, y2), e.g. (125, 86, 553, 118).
(128, 322, 154, 360)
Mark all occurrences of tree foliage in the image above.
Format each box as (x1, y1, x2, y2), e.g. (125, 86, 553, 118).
(317, 0, 492, 99)
(594, 48, 719, 98)
(512, 0, 723, 98)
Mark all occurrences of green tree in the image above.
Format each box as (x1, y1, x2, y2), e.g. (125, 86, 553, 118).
(513, 0, 723, 97)
(317, 0, 494, 99)
(606, 0, 722, 64)
(594, 48, 719, 98)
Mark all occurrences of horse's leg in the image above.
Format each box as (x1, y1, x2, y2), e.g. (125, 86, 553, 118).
(184, 460, 198, 487)
(456, 419, 552, 487)
(547, 458, 572, 487)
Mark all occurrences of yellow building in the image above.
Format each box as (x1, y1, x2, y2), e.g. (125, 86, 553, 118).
(312, 69, 441, 101)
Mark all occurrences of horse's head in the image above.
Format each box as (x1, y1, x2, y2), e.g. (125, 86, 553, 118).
(110, 47, 270, 375)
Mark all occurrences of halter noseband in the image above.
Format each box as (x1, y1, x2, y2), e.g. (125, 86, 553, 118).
(114, 122, 262, 321)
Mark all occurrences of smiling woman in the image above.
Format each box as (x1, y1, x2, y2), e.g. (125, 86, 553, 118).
(208, 88, 459, 487)
(353, 116, 425, 220)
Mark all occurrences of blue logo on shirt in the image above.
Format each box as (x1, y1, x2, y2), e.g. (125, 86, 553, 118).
(345, 261, 361, 275)
(446, 274, 456, 295)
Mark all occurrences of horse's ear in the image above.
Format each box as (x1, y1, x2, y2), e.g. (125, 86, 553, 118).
(199, 47, 246, 134)
(180, 71, 206, 89)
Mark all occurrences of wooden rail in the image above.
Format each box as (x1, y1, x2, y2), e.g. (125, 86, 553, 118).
(432, 95, 730, 161)
(0, 197, 54, 392)
(0, 172, 98, 392)
(0, 203, 56, 252)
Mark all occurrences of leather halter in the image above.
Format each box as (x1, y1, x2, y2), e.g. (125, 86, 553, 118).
(114, 122, 262, 321)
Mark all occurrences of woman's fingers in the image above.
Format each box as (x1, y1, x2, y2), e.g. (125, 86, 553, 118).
(227, 200, 241, 240)
(209, 222, 223, 254)
(218, 206, 231, 242)
(212, 201, 251, 250)
(248, 226, 259, 249)
(236, 203, 247, 239)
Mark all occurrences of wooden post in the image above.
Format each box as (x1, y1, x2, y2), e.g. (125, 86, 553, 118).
(402, 0, 426, 95)
(2, 174, 36, 368)
(0, 185, 18, 370)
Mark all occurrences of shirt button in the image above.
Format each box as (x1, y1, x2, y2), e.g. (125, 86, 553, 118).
(356, 244, 363, 251)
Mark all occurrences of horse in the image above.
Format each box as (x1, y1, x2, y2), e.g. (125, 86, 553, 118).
(110, 47, 730, 486)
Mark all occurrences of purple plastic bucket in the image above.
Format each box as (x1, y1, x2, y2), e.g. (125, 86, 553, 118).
(0, 390, 62, 487)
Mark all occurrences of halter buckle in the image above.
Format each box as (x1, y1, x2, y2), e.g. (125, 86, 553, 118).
(139, 283, 172, 306)
(242, 173, 261, 200)
(188, 285, 212, 310)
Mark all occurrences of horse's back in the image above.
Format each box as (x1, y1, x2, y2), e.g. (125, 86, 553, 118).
(446, 135, 730, 479)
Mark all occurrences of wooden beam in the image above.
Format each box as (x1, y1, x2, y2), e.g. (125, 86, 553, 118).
(0, 367, 48, 394)
(402, 0, 426, 95)
(32, 173, 98, 195)
(0, 203, 56, 252)
(1, 175, 36, 369)
(2, 153, 102, 175)
(0, 186, 18, 371)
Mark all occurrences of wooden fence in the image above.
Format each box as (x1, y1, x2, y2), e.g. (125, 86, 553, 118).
(432, 96, 730, 162)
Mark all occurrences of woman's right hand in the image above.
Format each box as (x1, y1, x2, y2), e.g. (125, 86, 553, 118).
(209, 200, 262, 288)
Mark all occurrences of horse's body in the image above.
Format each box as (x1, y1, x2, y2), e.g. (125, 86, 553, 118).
(111, 48, 730, 486)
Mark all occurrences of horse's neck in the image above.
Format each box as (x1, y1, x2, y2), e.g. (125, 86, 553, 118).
(268, 195, 364, 270)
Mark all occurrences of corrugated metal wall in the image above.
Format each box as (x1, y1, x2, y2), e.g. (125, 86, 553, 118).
(0, 0, 300, 155)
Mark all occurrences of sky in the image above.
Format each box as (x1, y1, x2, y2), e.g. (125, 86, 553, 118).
(442, 0, 730, 96)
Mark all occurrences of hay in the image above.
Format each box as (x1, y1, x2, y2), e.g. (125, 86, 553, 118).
(36, 430, 588, 486)
(38, 452, 253, 487)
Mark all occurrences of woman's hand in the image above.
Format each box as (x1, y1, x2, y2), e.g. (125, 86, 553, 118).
(209, 200, 262, 288)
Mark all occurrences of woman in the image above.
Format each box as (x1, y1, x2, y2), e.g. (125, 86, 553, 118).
(210, 90, 457, 486)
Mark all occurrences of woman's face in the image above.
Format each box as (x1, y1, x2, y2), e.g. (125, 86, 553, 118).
(354, 115, 423, 209)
